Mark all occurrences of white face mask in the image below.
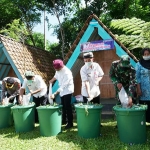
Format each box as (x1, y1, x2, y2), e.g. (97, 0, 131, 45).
(143, 56, 150, 60)
(85, 62, 93, 67)
(27, 80, 34, 85)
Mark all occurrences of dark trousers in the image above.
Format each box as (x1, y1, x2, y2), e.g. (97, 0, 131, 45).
(7, 93, 19, 104)
(139, 100, 150, 123)
(61, 94, 73, 125)
(33, 94, 47, 123)
(83, 95, 100, 104)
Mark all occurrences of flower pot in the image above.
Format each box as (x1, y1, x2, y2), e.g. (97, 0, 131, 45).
(0, 103, 14, 129)
(11, 103, 35, 132)
(75, 104, 103, 139)
(113, 105, 147, 144)
(37, 105, 62, 137)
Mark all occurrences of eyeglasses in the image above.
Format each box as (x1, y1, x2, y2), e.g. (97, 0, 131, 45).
(6, 83, 14, 89)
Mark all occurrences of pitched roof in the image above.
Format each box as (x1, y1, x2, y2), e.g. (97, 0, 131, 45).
(52, 14, 139, 93)
(0, 34, 56, 84)
(64, 13, 138, 64)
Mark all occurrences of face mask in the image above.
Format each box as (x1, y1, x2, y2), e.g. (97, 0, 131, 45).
(27, 80, 34, 84)
(143, 56, 150, 60)
(85, 62, 92, 67)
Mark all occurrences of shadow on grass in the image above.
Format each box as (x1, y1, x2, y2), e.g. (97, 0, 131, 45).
(0, 123, 41, 139)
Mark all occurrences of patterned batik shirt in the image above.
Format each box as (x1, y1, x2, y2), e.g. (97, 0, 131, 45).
(135, 62, 150, 100)
(109, 60, 137, 101)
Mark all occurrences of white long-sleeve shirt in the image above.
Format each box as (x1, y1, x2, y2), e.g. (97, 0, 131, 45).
(80, 62, 104, 97)
(54, 66, 74, 97)
(22, 75, 47, 98)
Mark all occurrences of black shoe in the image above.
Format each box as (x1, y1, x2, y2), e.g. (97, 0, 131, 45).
(65, 123, 73, 129)
(62, 120, 67, 125)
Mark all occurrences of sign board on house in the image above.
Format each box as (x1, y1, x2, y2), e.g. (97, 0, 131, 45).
(80, 39, 114, 53)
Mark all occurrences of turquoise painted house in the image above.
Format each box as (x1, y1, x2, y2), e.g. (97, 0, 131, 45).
(53, 14, 138, 101)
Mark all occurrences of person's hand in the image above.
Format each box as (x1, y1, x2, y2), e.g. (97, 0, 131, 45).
(49, 80, 53, 84)
(19, 100, 22, 105)
(128, 96, 133, 107)
(137, 88, 142, 96)
(1, 99, 4, 105)
(95, 79, 99, 86)
(117, 83, 122, 90)
(50, 94, 55, 99)
(87, 94, 94, 102)
(29, 90, 33, 95)
(18, 96, 23, 105)
(27, 93, 32, 97)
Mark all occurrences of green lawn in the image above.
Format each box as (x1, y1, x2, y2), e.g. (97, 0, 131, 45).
(0, 119, 150, 150)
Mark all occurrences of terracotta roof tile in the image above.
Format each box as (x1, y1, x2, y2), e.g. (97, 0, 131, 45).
(0, 34, 56, 85)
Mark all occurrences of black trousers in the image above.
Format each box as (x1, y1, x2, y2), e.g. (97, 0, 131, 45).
(7, 93, 19, 104)
(33, 94, 47, 123)
(61, 94, 73, 125)
(83, 95, 100, 104)
(139, 100, 150, 123)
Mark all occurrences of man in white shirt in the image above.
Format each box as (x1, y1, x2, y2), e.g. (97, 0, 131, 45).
(49, 59, 74, 129)
(80, 52, 104, 103)
(19, 70, 47, 123)
(1, 77, 21, 104)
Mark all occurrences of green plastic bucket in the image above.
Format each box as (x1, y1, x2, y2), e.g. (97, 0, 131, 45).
(11, 103, 35, 132)
(75, 104, 103, 139)
(113, 105, 147, 144)
(0, 103, 14, 129)
(37, 105, 62, 137)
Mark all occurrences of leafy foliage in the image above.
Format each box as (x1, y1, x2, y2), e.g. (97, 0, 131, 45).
(0, 0, 21, 29)
(110, 18, 150, 59)
(0, 19, 29, 42)
(25, 32, 57, 50)
(0, 0, 150, 58)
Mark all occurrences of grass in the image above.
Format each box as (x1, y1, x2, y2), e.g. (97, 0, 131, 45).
(0, 119, 150, 150)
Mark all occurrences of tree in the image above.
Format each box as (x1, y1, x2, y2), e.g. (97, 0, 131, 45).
(0, 0, 42, 46)
(52, 0, 150, 57)
(36, 0, 81, 59)
(0, 0, 21, 29)
(0, 19, 29, 42)
(11, 0, 42, 46)
(110, 18, 150, 59)
(26, 32, 58, 50)
(0, 19, 54, 51)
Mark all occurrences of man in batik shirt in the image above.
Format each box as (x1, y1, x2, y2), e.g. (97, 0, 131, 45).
(109, 55, 137, 107)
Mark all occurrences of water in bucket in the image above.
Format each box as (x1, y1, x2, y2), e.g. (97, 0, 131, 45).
(22, 94, 31, 106)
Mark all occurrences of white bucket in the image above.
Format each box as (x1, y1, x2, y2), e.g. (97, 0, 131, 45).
(22, 94, 31, 106)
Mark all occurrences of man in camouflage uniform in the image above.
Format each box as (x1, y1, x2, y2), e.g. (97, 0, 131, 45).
(109, 55, 137, 107)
